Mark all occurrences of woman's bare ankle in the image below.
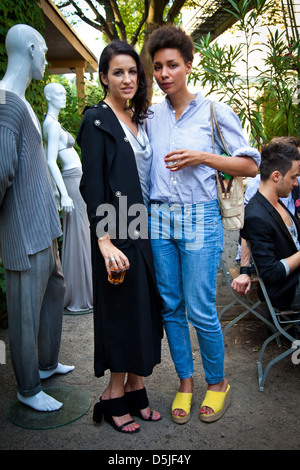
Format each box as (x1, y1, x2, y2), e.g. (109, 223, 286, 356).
(207, 378, 228, 393)
(178, 377, 194, 394)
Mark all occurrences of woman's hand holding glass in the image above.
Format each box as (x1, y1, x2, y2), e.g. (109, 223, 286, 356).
(165, 149, 204, 171)
(98, 235, 130, 284)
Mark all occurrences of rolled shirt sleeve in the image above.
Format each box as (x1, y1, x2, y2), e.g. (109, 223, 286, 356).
(280, 258, 290, 276)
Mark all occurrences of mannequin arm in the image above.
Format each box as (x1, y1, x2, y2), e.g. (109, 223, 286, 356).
(44, 121, 74, 213)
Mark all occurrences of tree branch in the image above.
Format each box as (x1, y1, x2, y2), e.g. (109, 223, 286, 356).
(167, 0, 186, 23)
(57, 0, 188, 47)
(130, 0, 149, 46)
(58, 0, 106, 34)
(109, 0, 127, 40)
(98, 0, 120, 39)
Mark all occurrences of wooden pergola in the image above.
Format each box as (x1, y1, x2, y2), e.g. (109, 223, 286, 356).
(40, 0, 98, 104)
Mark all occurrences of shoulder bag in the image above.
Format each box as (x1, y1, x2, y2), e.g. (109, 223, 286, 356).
(210, 101, 244, 230)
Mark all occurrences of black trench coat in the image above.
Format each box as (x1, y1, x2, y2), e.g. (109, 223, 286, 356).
(77, 101, 162, 377)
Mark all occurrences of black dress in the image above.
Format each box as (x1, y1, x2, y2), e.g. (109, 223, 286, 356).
(77, 101, 163, 377)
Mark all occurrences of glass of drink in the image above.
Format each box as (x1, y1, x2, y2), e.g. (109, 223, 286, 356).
(108, 262, 126, 285)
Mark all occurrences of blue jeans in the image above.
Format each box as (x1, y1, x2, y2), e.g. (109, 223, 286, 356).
(148, 200, 224, 384)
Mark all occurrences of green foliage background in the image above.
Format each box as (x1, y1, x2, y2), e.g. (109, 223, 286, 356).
(189, 0, 300, 148)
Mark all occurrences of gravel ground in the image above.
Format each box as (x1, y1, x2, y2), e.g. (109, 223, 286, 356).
(0, 312, 299, 454)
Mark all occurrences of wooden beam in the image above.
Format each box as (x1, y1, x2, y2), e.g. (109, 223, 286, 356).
(40, 0, 98, 72)
(48, 59, 87, 70)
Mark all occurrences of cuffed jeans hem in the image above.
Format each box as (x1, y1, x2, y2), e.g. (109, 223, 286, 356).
(176, 371, 225, 384)
(38, 362, 59, 372)
(18, 383, 42, 398)
(205, 376, 225, 385)
(177, 372, 194, 380)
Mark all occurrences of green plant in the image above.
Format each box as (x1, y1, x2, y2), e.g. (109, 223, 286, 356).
(258, 29, 300, 140)
(189, 0, 299, 147)
(190, 31, 265, 146)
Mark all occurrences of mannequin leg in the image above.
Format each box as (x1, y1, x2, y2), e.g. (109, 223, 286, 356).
(6, 242, 68, 411)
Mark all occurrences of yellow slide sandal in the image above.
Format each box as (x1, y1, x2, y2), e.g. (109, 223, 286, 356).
(171, 392, 193, 424)
(200, 385, 231, 423)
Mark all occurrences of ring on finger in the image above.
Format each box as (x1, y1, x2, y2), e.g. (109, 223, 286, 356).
(109, 256, 116, 263)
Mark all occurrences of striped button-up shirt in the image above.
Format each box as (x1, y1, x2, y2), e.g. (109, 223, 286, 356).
(147, 93, 261, 205)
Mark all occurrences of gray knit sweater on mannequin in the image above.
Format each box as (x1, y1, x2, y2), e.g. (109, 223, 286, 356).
(0, 91, 61, 271)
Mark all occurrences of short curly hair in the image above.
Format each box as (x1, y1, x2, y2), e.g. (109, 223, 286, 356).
(147, 25, 195, 64)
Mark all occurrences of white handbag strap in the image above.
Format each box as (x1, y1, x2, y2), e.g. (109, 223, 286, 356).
(210, 101, 230, 156)
(210, 101, 234, 195)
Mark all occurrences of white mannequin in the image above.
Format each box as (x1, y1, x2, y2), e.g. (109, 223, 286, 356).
(43, 83, 80, 212)
(43, 82, 93, 313)
(0, 24, 74, 412)
(0, 24, 47, 131)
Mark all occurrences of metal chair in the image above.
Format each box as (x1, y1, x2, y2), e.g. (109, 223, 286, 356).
(218, 257, 277, 338)
(247, 244, 300, 391)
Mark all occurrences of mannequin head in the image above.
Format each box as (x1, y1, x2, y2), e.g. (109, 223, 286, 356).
(44, 83, 66, 111)
(5, 24, 47, 82)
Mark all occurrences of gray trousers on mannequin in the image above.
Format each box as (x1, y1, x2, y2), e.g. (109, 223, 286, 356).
(5, 240, 65, 397)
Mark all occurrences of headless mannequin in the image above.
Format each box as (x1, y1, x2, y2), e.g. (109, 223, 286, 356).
(0, 25, 74, 412)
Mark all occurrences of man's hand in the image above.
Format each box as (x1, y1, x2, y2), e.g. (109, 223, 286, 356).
(231, 274, 251, 295)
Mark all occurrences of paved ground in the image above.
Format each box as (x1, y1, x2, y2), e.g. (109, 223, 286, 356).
(0, 311, 299, 453)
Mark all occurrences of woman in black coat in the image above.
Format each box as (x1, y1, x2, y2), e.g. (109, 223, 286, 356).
(77, 41, 163, 434)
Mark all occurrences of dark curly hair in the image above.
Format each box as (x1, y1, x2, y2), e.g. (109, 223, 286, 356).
(98, 41, 150, 125)
(147, 25, 195, 64)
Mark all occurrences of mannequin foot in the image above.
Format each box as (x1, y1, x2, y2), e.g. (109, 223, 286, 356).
(39, 362, 75, 379)
(17, 391, 63, 411)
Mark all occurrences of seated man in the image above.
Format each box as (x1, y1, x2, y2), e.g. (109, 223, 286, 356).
(243, 137, 300, 216)
(235, 140, 300, 311)
(232, 136, 300, 301)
